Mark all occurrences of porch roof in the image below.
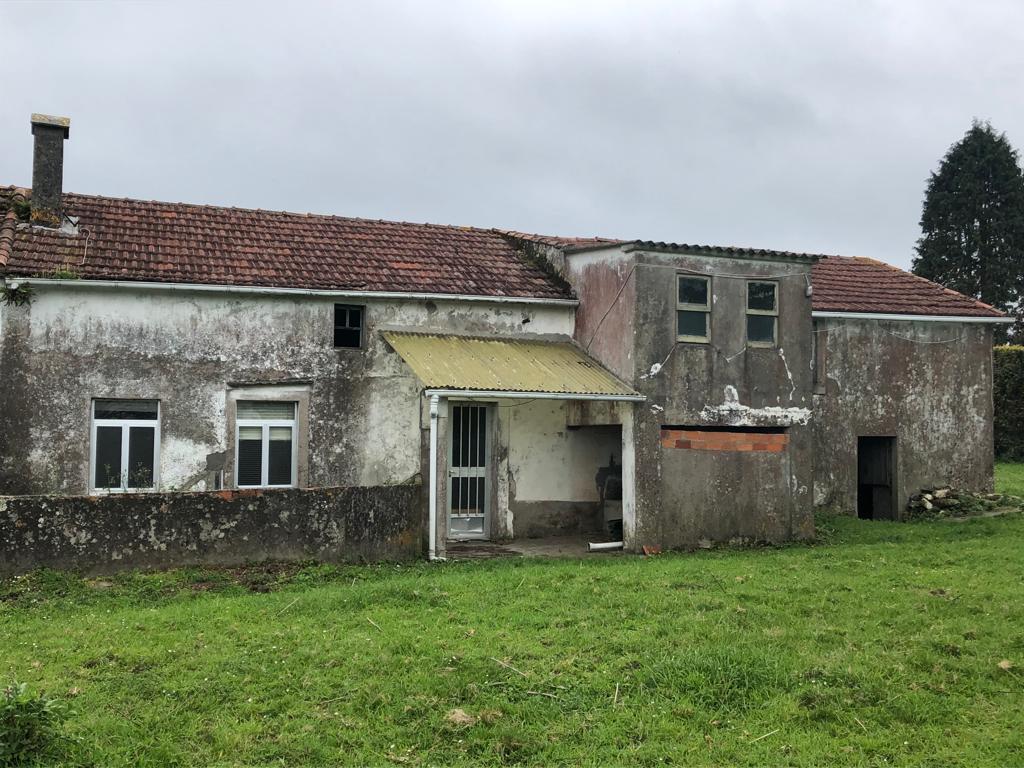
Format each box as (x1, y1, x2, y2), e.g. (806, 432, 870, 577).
(382, 331, 643, 401)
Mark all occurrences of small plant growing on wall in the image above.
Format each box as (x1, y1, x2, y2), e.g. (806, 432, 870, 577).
(48, 266, 80, 280)
(1, 282, 34, 307)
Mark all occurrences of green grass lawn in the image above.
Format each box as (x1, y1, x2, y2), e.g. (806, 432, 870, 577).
(995, 460, 1024, 497)
(3, 503, 1024, 765)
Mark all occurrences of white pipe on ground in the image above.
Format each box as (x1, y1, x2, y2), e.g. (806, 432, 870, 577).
(588, 541, 624, 552)
(428, 394, 440, 561)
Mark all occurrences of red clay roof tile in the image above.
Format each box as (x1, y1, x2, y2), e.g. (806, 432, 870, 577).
(810, 255, 1004, 318)
(0, 187, 1004, 317)
(1, 189, 574, 300)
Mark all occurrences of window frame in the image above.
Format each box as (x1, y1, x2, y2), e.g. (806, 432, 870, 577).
(746, 280, 779, 347)
(675, 274, 712, 344)
(333, 304, 365, 349)
(235, 401, 298, 489)
(89, 399, 161, 493)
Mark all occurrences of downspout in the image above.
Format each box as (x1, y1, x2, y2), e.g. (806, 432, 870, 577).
(428, 394, 441, 561)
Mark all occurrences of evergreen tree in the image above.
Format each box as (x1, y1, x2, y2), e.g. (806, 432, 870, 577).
(913, 121, 1024, 338)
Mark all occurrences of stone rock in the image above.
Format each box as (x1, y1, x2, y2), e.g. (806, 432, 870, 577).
(922, 499, 934, 511)
(933, 488, 950, 499)
(923, 493, 934, 502)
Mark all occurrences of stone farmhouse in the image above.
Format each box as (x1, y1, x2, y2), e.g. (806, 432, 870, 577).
(0, 114, 1010, 564)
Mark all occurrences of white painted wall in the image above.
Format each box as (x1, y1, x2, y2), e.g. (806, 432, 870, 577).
(504, 399, 620, 502)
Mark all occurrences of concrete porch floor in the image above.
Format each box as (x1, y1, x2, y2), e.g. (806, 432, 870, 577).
(446, 534, 624, 559)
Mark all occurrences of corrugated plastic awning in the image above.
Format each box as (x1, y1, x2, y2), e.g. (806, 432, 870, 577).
(382, 331, 643, 400)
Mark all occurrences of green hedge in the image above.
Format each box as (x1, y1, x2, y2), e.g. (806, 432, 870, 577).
(994, 346, 1024, 460)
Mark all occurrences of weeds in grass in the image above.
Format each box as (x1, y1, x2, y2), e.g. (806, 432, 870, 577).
(0, 682, 73, 766)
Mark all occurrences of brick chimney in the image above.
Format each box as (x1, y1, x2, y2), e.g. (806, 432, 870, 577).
(30, 113, 71, 227)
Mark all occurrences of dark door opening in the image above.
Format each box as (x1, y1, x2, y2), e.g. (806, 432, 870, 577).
(857, 436, 896, 520)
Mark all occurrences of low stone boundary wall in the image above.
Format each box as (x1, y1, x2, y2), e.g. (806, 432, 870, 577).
(0, 484, 423, 576)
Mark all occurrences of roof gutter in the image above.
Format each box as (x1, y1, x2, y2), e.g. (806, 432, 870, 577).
(424, 388, 646, 402)
(2, 277, 580, 308)
(812, 311, 1014, 324)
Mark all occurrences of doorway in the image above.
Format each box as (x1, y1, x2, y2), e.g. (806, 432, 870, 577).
(448, 403, 491, 539)
(857, 436, 896, 520)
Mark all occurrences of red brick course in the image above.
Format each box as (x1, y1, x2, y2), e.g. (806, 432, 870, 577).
(660, 429, 788, 453)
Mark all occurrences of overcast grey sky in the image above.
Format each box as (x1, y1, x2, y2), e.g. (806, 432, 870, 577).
(2, 1, 1023, 268)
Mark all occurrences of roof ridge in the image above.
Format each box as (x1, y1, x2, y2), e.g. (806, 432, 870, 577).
(58, 189, 593, 242)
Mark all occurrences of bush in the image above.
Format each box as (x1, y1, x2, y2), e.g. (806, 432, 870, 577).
(994, 346, 1024, 460)
(0, 682, 71, 766)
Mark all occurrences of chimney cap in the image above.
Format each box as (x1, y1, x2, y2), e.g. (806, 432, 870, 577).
(31, 113, 70, 138)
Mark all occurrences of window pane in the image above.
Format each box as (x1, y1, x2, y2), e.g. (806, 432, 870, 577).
(677, 277, 708, 307)
(334, 305, 363, 348)
(237, 401, 295, 420)
(677, 310, 708, 340)
(748, 315, 776, 344)
(748, 282, 777, 312)
(237, 427, 263, 486)
(127, 426, 156, 488)
(334, 327, 361, 348)
(268, 427, 293, 485)
(94, 399, 158, 420)
(94, 425, 123, 488)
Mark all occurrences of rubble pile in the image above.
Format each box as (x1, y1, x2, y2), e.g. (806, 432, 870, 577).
(907, 486, 1024, 520)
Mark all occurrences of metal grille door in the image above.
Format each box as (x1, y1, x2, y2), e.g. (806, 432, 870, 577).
(448, 404, 489, 539)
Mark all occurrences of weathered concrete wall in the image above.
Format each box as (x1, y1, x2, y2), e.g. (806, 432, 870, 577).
(812, 318, 995, 515)
(0, 284, 574, 496)
(565, 248, 637, 383)
(572, 247, 816, 550)
(0, 484, 422, 576)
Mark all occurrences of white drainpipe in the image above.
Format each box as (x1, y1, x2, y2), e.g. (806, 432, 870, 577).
(428, 394, 440, 561)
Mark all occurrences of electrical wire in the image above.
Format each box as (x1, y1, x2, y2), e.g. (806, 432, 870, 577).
(584, 264, 637, 352)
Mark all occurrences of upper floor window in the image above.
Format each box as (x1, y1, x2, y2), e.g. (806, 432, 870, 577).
(236, 401, 297, 488)
(334, 304, 364, 348)
(676, 275, 710, 343)
(91, 399, 159, 492)
(747, 281, 778, 346)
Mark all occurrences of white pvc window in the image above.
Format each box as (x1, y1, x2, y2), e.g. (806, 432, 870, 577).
(236, 401, 297, 488)
(90, 399, 160, 492)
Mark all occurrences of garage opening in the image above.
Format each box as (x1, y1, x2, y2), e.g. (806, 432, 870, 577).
(857, 436, 896, 520)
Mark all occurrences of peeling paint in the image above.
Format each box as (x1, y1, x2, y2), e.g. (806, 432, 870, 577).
(700, 386, 812, 427)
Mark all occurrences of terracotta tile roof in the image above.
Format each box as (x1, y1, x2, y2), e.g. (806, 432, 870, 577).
(811, 256, 1004, 317)
(0, 187, 1004, 317)
(0, 188, 574, 300)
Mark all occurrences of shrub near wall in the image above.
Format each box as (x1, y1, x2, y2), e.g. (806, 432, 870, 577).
(994, 345, 1024, 460)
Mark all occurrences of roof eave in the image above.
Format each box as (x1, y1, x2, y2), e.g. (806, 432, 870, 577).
(2, 276, 580, 307)
(812, 310, 1013, 324)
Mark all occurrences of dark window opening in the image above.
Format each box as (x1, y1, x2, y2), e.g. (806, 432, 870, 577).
(237, 427, 263, 487)
(857, 436, 896, 520)
(334, 304, 364, 348)
(94, 426, 123, 489)
(127, 426, 156, 488)
(94, 399, 159, 421)
(661, 424, 787, 434)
